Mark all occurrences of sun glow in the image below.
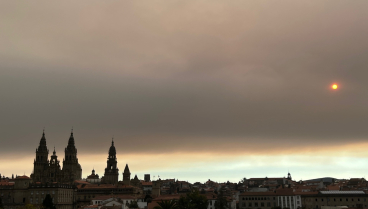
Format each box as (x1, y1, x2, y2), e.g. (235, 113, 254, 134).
(332, 84, 338, 90)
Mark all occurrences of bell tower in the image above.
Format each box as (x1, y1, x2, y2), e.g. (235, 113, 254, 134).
(287, 171, 292, 180)
(31, 130, 49, 183)
(103, 139, 119, 184)
(62, 129, 82, 182)
(123, 164, 131, 185)
(49, 147, 61, 182)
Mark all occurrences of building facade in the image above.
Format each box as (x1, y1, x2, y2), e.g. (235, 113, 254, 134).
(301, 191, 368, 209)
(239, 189, 302, 209)
(30, 130, 82, 184)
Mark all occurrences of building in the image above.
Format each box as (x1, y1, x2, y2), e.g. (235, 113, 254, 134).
(86, 169, 101, 184)
(101, 140, 119, 184)
(0, 175, 75, 209)
(28, 182, 74, 209)
(75, 184, 142, 208)
(300, 191, 368, 209)
(239, 189, 302, 209)
(30, 130, 82, 184)
(122, 165, 131, 186)
(90, 195, 147, 209)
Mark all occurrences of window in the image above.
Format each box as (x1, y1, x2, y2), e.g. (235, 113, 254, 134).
(242, 203, 245, 207)
(261, 202, 264, 207)
(249, 203, 252, 207)
(267, 202, 271, 207)
(255, 202, 258, 207)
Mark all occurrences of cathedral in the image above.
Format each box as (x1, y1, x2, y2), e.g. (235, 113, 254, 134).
(30, 130, 82, 184)
(30, 130, 132, 186)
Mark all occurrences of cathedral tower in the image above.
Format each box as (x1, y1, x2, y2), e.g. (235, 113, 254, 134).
(62, 130, 82, 182)
(287, 172, 292, 180)
(123, 164, 131, 185)
(49, 147, 62, 182)
(103, 139, 119, 184)
(31, 130, 49, 183)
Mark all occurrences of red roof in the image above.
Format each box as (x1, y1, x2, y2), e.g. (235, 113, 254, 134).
(75, 180, 91, 184)
(93, 195, 138, 200)
(16, 175, 31, 180)
(77, 184, 133, 189)
(142, 182, 152, 186)
(84, 205, 99, 209)
(0, 182, 14, 186)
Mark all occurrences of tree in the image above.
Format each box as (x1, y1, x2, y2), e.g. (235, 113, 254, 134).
(21, 204, 38, 209)
(144, 194, 153, 203)
(153, 199, 178, 209)
(177, 190, 208, 209)
(240, 178, 247, 184)
(214, 189, 229, 209)
(0, 197, 4, 209)
(129, 201, 139, 209)
(42, 194, 56, 209)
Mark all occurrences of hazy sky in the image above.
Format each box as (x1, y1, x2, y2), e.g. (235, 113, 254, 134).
(1, 0, 368, 183)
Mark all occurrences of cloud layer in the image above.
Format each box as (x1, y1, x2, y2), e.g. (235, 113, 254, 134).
(1, 0, 368, 180)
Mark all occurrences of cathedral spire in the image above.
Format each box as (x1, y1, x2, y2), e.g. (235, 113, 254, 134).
(68, 128, 75, 146)
(124, 164, 130, 174)
(38, 129, 48, 152)
(109, 138, 116, 156)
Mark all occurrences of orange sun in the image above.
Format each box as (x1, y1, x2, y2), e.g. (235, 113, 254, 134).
(332, 84, 338, 90)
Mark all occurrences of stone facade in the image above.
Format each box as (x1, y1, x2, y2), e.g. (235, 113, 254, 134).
(0, 176, 74, 209)
(301, 191, 368, 209)
(239, 189, 302, 209)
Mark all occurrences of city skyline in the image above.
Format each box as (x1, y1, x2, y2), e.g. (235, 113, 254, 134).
(1, 1, 368, 183)
(2, 129, 368, 183)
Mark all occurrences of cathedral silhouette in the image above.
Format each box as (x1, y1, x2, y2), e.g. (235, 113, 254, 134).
(30, 130, 131, 184)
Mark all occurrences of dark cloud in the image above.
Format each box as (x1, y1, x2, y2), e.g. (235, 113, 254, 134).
(1, 0, 368, 157)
